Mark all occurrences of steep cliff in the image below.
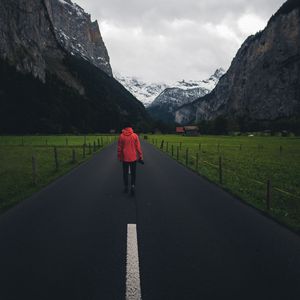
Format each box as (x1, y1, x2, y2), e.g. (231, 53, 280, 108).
(175, 0, 300, 125)
(0, 0, 149, 133)
(45, 0, 112, 76)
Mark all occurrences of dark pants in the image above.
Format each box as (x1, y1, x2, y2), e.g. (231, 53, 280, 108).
(123, 161, 137, 187)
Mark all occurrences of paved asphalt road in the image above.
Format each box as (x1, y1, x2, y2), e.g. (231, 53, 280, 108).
(0, 141, 299, 300)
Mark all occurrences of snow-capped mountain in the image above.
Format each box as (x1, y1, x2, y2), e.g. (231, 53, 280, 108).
(115, 68, 225, 108)
(147, 68, 225, 123)
(114, 74, 168, 107)
(45, 0, 112, 76)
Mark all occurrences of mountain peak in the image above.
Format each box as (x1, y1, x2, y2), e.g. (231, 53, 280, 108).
(213, 68, 226, 79)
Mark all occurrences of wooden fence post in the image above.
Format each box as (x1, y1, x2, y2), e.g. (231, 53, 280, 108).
(84, 136, 87, 146)
(45, 139, 48, 146)
(172, 145, 174, 157)
(280, 145, 283, 154)
(54, 147, 59, 171)
(160, 140, 164, 150)
(98, 138, 100, 148)
(266, 179, 272, 211)
(196, 153, 199, 171)
(186, 148, 189, 166)
(199, 143, 202, 152)
(219, 156, 223, 184)
(32, 155, 37, 185)
(93, 141, 96, 152)
(72, 149, 76, 163)
(89, 143, 92, 154)
(83, 144, 86, 158)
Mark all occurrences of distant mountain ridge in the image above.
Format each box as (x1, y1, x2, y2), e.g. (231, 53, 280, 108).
(175, 0, 300, 125)
(147, 69, 225, 123)
(115, 68, 225, 110)
(114, 74, 168, 107)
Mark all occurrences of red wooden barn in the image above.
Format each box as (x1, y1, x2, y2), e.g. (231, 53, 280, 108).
(176, 127, 185, 134)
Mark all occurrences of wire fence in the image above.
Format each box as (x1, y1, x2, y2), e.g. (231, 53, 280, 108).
(147, 137, 300, 230)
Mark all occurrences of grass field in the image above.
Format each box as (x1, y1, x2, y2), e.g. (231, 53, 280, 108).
(146, 135, 300, 232)
(0, 135, 116, 213)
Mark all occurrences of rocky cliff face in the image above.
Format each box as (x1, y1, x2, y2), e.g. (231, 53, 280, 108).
(0, 0, 149, 133)
(0, 0, 85, 92)
(175, 0, 300, 125)
(0, 0, 112, 84)
(45, 0, 112, 76)
(0, 0, 61, 81)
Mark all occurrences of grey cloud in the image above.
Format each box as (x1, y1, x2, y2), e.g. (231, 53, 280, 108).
(75, 0, 285, 82)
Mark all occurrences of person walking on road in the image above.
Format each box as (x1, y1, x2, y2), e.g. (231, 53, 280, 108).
(118, 123, 144, 195)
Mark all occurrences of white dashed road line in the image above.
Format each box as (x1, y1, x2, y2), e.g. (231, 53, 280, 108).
(126, 224, 142, 300)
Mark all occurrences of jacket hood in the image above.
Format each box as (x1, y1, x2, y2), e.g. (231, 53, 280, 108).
(122, 127, 134, 136)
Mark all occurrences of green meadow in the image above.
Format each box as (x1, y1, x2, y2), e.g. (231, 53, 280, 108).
(0, 135, 116, 213)
(147, 135, 300, 232)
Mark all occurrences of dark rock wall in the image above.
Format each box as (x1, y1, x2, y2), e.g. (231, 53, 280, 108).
(175, 4, 300, 124)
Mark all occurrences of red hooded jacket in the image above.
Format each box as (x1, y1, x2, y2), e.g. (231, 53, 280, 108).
(118, 127, 143, 162)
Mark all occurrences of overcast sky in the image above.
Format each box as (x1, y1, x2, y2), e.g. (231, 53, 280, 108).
(75, 0, 284, 83)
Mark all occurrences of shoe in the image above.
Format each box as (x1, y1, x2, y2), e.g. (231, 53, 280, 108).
(123, 186, 129, 193)
(130, 185, 135, 196)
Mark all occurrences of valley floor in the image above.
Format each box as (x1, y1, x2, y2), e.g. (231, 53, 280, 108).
(0, 141, 299, 299)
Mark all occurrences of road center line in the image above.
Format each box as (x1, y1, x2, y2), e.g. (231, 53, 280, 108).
(126, 224, 142, 300)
